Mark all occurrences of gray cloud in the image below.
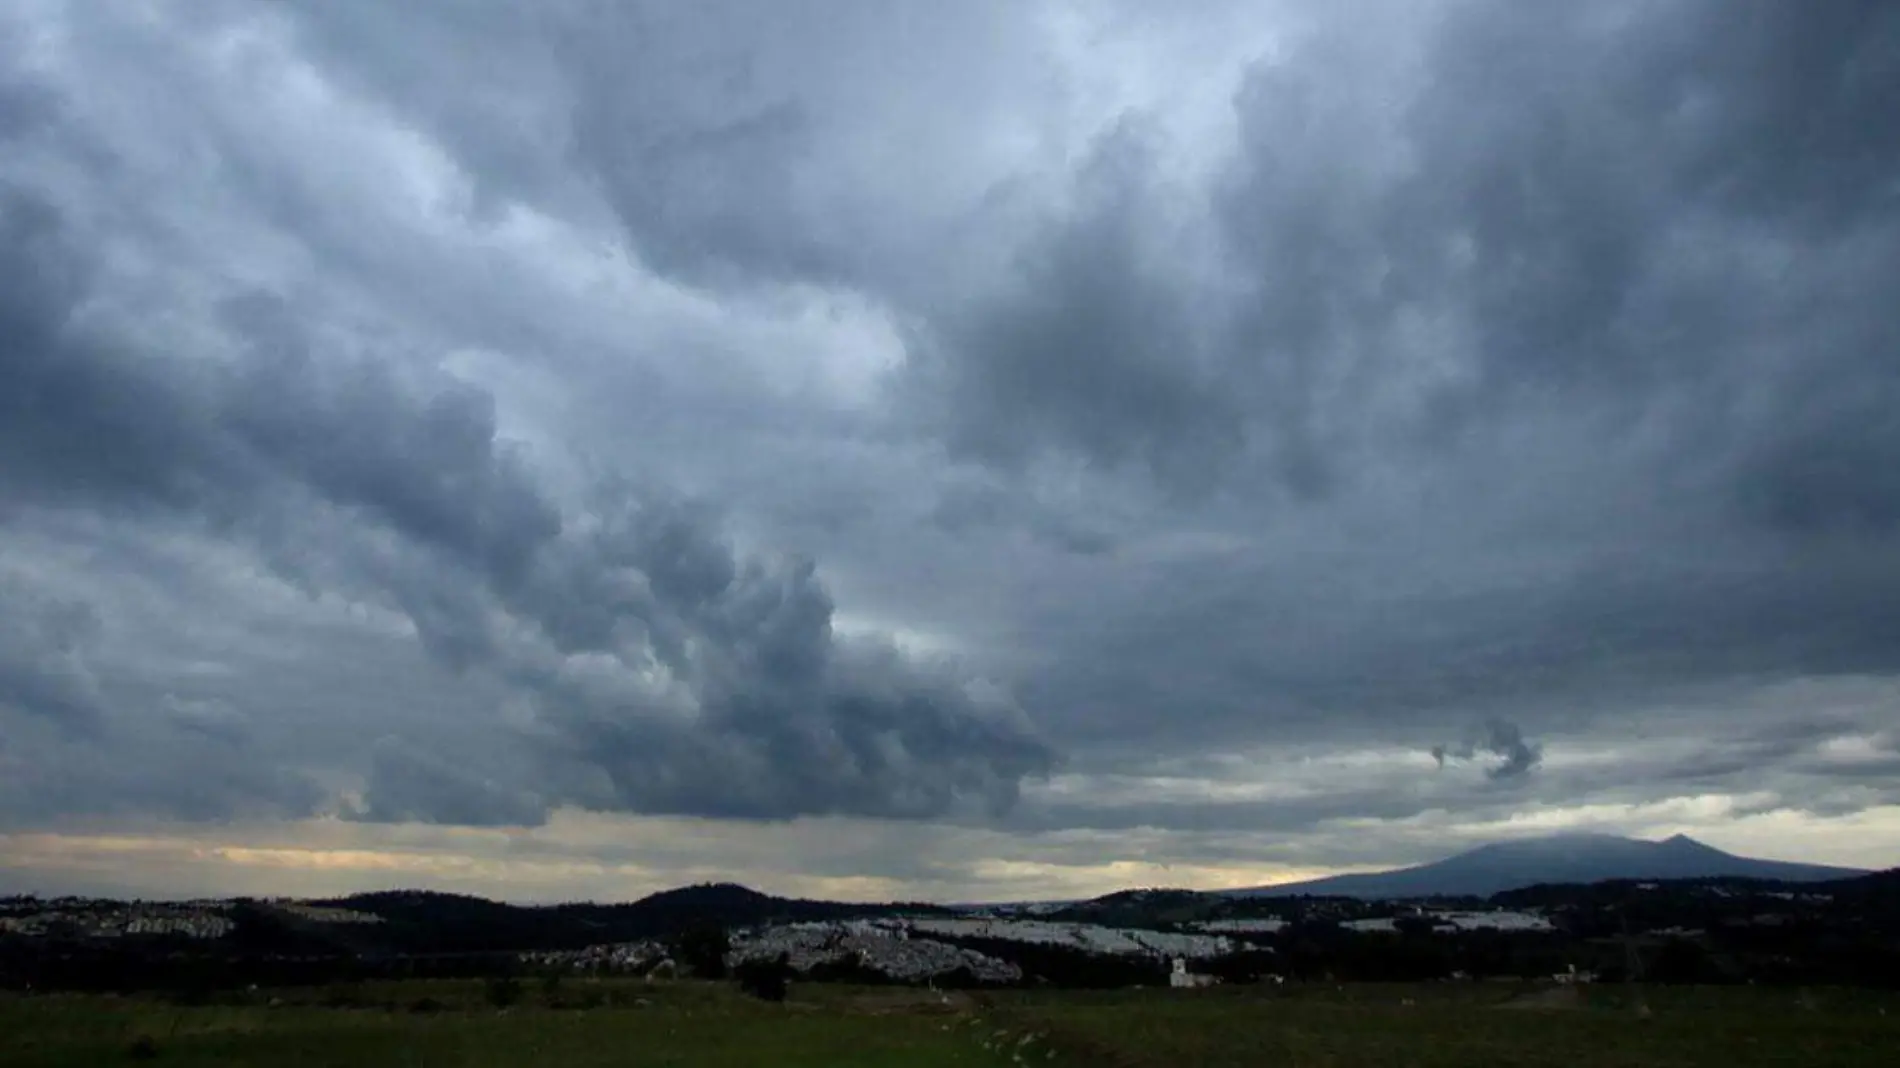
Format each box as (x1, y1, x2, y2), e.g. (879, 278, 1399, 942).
(488, 496, 1058, 822)
(933, 0, 1900, 765)
(352, 738, 549, 829)
(928, 479, 1117, 557)
(161, 696, 251, 746)
(560, 0, 1048, 297)
(0, 576, 107, 731)
(0, 177, 1051, 826)
(0, 72, 57, 144)
(1432, 719, 1544, 781)
(0, 731, 326, 827)
(908, 120, 1249, 491)
(2, 0, 1899, 891)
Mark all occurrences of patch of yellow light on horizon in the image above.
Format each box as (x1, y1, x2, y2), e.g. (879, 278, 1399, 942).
(3, 831, 633, 883)
(961, 856, 1371, 899)
(208, 846, 481, 872)
(770, 875, 912, 902)
(1, 833, 192, 857)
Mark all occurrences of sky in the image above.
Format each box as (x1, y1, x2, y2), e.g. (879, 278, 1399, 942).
(2, 0, 1898, 904)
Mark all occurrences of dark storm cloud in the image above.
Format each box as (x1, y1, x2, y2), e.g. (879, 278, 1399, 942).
(0, 648, 327, 826)
(352, 738, 548, 828)
(0, 183, 1051, 825)
(1395, 0, 1900, 521)
(0, 71, 57, 142)
(1014, 528, 1900, 761)
(895, 0, 1900, 526)
(1383, 1, 1900, 527)
(218, 293, 564, 593)
(0, 735, 326, 827)
(161, 696, 251, 747)
(909, 121, 1249, 490)
(928, 480, 1117, 557)
(0, 189, 229, 514)
(0, 577, 106, 731)
(261, 0, 578, 216)
(561, 0, 1900, 549)
(560, 0, 1039, 296)
(0, 187, 82, 365)
(535, 638, 1057, 822)
(562, 2, 831, 286)
(0, 190, 556, 572)
(916, 0, 1900, 776)
(1432, 719, 1543, 781)
(1006, 704, 1891, 840)
(6, 0, 1900, 875)
(482, 496, 1057, 822)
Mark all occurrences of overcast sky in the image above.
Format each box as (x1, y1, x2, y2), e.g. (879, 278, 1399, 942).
(3, 0, 1898, 904)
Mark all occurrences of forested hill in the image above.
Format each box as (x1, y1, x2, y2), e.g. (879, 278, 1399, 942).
(289, 883, 954, 955)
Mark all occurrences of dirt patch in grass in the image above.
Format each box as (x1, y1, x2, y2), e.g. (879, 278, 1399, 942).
(1498, 985, 1587, 1010)
(839, 989, 975, 1015)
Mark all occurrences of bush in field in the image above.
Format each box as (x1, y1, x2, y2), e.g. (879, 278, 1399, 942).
(548, 987, 607, 1011)
(1203, 949, 1283, 985)
(164, 980, 215, 1007)
(484, 975, 523, 1008)
(1648, 940, 1717, 985)
(734, 953, 791, 1002)
(320, 982, 370, 1008)
(671, 923, 731, 980)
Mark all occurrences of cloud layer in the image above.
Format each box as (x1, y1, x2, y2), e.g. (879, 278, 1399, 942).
(2, 0, 1898, 895)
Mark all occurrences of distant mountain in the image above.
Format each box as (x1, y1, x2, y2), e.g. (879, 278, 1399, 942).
(1226, 834, 1868, 900)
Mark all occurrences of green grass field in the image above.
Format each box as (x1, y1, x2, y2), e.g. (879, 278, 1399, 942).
(5, 979, 1897, 1067)
(987, 983, 1900, 1067)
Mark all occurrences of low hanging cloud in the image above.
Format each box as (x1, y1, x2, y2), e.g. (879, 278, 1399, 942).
(1432, 719, 1545, 782)
(354, 495, 1058, 824)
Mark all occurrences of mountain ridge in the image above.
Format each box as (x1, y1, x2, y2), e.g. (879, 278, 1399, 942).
(1223, 833, 1868, 900)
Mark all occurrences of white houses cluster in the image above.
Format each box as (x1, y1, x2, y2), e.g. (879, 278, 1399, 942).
(0, 902, 233, 940)
(889, 917, 1236, 959)
(726, 921, 1021, 983)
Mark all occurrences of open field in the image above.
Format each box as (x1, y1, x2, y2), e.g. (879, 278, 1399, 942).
(986, 983, 1900, 1067)
(0, 980, 998, 1068)
(5, 980, 1898, 1067)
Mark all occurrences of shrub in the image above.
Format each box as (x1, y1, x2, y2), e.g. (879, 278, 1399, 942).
(320, 982, 369, 1009)
(734, 953, 791, 1002)
(163, 982, 214, 1008)
(671, 923, 730, 980)
(549, 987, 608, 1011)
(484, 975, 523, 1009)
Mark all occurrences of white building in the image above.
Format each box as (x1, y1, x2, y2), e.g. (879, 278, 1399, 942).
(1169, 958, 1219, 989)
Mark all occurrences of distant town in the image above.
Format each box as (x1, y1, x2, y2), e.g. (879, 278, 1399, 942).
(2, 866, 1887, 992)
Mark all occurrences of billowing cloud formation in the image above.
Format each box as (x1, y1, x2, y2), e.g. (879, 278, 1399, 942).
(2, 0, 1899, 894)
(0, 181, 1051, 826)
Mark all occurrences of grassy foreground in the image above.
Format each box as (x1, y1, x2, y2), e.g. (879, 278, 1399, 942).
(989, 983, 1900, 1067)
(0, 980, 999, 1068)
(4, 979, 1898, 1067)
